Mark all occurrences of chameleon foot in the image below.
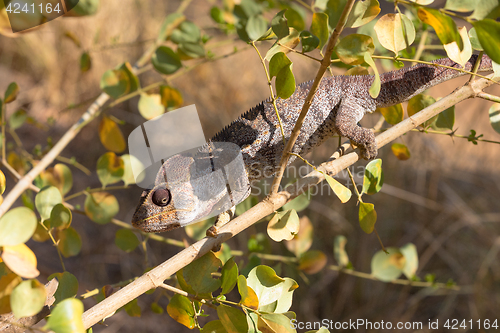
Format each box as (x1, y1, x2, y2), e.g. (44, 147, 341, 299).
(205, 207, 236, 251)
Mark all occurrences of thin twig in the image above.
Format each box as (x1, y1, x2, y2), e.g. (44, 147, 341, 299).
(269, 0, 356, 196)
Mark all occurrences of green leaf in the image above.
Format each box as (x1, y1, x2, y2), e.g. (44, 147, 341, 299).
(220, 257, 238, 295)
(157, 13, 185, 43)
(123, 298, 141, 317)
(346, 0, 381, 28)
(362, 159, 383, 195)
(100, 70, 128, 99)
(283, 193, 310, 212)
(472, 19, 500, 64)
(371, 248, 405, 282)
(247, 265, 298, 313)
(363, 52, 380, 98)
(167, 294, 195, 329)
(298, 250, 327, 274)
(445, 0, 476, 12)
(359, 202, 377, 234)
(271, 9, 289, 40)
(269, 52, 292, 78)
(151, 302, 164, 314)
(265, 28, 300, 61)
(246, 15, 268, 41)
(44, 298, 85, 333)
(237, 275, 259, 309)
(115, 229, 140, 252)
(417, 8, 463, 51)
(9, 109, 27, 130)
(57, 227, 82, 257)
(138, 93, 165, 120)
(400, 243, 418, 279)
(49, 204, 72, 229)
(374, 13, 415, 55)
(335, 34, 375, 66)
(171, 21, 201, 44)
(96, 152, 125, 187)
(100, 63, 139, 99)
(310, 12, 329, 49)
(470, 0, 500, 20)
(84, 192, 119, 224)
(201, 320, 227, 333)
(407, 94, 437, 128)
(258, 313, 297, 333)
(324, 174, 352, 203)
(152, 46, 182, 75)
(300, 31, 320, 53)
(468, 27, 483, 51)
(38, 164, 74, 196)
(0, 207, 37, 246)
(10, 279, 46, 318)
(217, 304, 248, 333)
(325, 0, 348, 28)
(80, 52, 91, 73)
(285, 216, 313, 257)
(284, 6, 305, 31)
(489, 103, 500, 134)
(183, 252, 222, 294)
(333, 235, 349, 267)
(49, 272, 79, 306)
(275, 65, 296, 99)
(391, 143, 411, 160)
(178, 42, 205, 59)
(267, 209, 299, 242)
(4, 82, 19, 104)
(378, 104, 404, 125)
(433, 106, 455, 131)
(35, 186, 62, 221)
(98, 116, 126, 153)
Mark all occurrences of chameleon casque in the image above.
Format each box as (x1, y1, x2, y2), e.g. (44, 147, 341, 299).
(132, 54, 492, 233)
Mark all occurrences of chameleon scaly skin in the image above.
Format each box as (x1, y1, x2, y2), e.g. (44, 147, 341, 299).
(132, 54, 492, 232)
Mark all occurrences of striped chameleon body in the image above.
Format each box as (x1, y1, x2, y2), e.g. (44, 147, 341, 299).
(132, 54, 492, 233)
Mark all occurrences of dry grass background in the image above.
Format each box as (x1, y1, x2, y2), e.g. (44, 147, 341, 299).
(1, 0, 499, 332)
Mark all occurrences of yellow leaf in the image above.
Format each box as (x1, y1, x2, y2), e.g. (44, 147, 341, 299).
(99, 116, 126, 153)
(1, 244, 39, 278)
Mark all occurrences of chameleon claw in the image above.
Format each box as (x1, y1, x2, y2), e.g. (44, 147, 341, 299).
(206, 225, 218, 238)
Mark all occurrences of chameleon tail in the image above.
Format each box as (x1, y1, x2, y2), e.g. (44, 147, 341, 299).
(375, 54, 493, 108)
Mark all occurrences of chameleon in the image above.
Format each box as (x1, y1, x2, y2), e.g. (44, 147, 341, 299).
(132, 54, 493, 233)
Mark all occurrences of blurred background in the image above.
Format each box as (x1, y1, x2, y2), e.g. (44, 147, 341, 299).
(1, 0, 499, 332)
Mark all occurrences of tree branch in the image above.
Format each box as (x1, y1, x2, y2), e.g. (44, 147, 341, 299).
(80, 71, 496, 331)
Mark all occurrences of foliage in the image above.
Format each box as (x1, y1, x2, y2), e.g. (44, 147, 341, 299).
(0, 0, 499, 332)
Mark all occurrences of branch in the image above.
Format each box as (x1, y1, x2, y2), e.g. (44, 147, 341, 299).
(80, 71, 497, 331)
(269, 0, 356, 195)
(0, 11, 189, 218)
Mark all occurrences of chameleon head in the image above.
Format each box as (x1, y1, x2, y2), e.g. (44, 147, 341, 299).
(131, 154, 205, 232)
(131, 182, 201, 232)
(131, 142, 251, 233)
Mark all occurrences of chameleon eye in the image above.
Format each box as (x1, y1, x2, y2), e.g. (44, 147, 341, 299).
(152, 188, 171, 207)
